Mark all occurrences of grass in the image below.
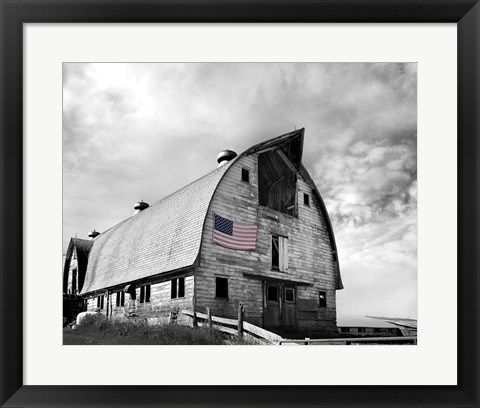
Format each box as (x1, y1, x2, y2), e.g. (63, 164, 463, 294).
(63, 314, 259, 345)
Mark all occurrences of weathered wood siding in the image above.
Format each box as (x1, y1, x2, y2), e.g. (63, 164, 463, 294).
(196, 154, 338, 330)
(85, 274, 194, 324)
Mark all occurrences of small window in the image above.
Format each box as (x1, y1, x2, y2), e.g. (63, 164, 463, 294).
(304, 193, 310, 206)
(358, 327, 366, 333)
(140, 285, 150, 303)
(341, 327, 350, 333)
(139, 285, 151, 303)
(374, 328, 381, 333)
(171, 278, 185, 299)
(97, 296, 104, 309)
(71, 268, 77, 294)
(285, 287, 295, 302)
(241, 168, 250, 183)
(178, 278, 185, 298)
(171, 279, 177, 299)
(267, 285, 278, 302)
(145, 284, 151, 302)
(319, 291, 327, 307)
(271, 235, 288, 271)
(272, 236, 279, 270)
(116, 292, 125, 307)
(216, 277, 228, 298)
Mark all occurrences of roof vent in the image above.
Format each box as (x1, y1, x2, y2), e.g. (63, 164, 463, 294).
(217, 149, 237, 166)
(133, 200, 149, 215)
(88, 229, 100, 240)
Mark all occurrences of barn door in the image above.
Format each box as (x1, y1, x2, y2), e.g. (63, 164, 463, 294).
(264, 282, 280, 329)
(282, 285, 297, 328)
(264, 281, 297, 329)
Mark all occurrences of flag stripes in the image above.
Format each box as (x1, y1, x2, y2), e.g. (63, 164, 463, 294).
(212, 213, 257, 251)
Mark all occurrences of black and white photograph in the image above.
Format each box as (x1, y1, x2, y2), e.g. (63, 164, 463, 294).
(62, 62, 417, 345)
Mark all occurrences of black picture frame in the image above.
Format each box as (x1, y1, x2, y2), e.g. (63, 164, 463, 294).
(1, 1, 479, 407)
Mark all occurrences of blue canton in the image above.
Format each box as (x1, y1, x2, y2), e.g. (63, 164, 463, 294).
(214, 214, 233, 235)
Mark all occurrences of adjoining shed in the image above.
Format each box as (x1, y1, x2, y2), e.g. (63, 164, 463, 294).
(336, 315, 407, 337)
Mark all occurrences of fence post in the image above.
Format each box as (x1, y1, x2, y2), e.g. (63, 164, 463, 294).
(192, 308, 198, 328)
(207, 307, 212, 331)
(238, 304, 244, 340)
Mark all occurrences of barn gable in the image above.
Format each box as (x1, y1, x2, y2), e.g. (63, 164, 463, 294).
(63, 238, 93, 294)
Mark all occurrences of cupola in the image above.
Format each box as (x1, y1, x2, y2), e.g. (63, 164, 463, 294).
(133, 200, 149, 215)
(217, 149, 237, 166)
(88, 229, 100, 240)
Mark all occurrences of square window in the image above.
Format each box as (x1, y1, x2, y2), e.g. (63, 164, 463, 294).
(267, 285, 278, 302)
(285, 287, 295, 302)
(241, 168, 250, 183)
(319, 291, 327, 307)
(216, 277, 228, 298)
(304, 193, 310, 206)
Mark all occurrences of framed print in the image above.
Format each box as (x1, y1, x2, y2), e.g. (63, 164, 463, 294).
(1, 0, 479, 407)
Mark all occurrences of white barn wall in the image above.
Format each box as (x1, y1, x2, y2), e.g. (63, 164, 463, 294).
(196, 153, 338, 331)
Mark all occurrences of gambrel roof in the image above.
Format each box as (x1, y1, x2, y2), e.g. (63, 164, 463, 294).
(80, 129, 342, 294)
(81, 161, 234, 294)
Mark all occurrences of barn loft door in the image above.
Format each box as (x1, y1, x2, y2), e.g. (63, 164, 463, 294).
(258, 150, 298, 217)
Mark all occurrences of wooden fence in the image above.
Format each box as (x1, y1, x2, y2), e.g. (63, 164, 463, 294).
(180, 306, 417, 345)
(180, 306, 283, 344)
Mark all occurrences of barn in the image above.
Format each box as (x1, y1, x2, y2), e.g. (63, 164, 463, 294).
(62, 237, 95, 324)
(68, 128, 344, 334)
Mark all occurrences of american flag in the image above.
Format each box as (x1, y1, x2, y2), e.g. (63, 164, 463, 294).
(212, 213, 258, 251)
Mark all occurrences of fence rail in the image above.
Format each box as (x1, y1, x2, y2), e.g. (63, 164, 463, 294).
(180, 307, 283, 344)
(279, 336, 417, 345)
(180, 308, 416, 345)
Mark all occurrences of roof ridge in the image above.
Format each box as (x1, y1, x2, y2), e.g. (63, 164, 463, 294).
(148, 162, 233, 210)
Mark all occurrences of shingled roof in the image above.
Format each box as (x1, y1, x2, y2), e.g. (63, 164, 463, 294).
(81, 161, 234, 294)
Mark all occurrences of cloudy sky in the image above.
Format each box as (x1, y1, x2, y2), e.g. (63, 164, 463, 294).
(63, 63, 417, 319)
